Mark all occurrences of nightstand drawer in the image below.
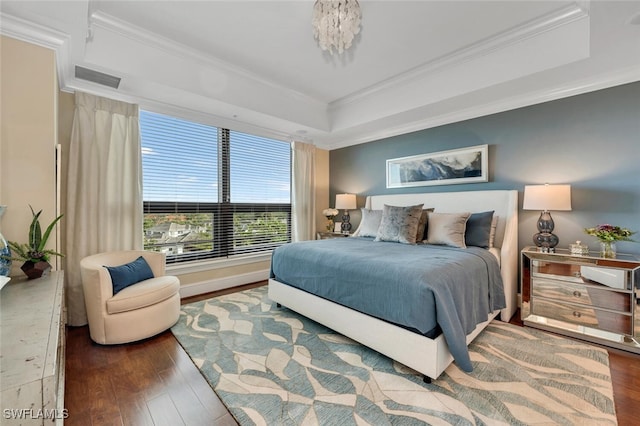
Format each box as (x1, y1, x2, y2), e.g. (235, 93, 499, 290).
(532, 261, 584, 284)
(531, 298, 632, 335)
(532, 278, 632, 313)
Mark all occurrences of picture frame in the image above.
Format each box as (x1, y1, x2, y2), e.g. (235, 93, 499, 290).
(334, 222, 342, 233)
(386, 144, 488, 188)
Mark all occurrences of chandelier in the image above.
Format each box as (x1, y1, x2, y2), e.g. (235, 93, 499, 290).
(312, 0, 362, 55)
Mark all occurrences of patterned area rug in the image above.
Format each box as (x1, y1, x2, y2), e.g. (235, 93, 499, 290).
(171, 286, 617, 425)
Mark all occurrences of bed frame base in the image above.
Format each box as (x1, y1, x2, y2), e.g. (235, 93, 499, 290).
(269, 279, 499, 381)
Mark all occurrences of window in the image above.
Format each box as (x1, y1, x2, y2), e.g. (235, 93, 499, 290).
(141, 111, 291, 263)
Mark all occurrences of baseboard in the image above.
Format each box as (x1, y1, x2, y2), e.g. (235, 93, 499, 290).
(178, 269, 270, 298)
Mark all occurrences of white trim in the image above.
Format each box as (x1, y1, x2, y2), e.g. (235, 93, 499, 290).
(323, 65, 640, 150)
(88, 10, 322, 107)
(179, 269, 270, 299)
(167, 252, 271, 276)
(329, 3, 588, 110)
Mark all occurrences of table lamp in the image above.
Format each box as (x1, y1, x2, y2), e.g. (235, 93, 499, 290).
(335, 193, 356, 233)
(523, 184, 571, 252)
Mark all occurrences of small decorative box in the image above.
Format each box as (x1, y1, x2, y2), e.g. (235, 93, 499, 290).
(569, 240, 589, 255)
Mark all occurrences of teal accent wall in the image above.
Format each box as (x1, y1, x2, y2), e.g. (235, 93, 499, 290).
(330, 82, 640, 255)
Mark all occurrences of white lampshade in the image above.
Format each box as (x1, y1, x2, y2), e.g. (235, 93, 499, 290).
(523, 184, 572, 211)
(335, 193, 357, 210)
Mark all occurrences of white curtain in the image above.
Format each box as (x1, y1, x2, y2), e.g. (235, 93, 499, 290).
(291, 141, 316, 242)
(65, 92, 142, 326)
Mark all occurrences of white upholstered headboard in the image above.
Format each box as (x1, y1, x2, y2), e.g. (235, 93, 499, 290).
(362, 190, 518, 322)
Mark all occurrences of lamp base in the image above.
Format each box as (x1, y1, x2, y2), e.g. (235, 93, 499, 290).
(533, 232, 559, 252)
(533, 211, 559, 253)
(341, 210, 352, 234)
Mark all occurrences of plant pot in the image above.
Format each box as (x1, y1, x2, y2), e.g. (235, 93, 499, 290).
(21, 260, 51, 279)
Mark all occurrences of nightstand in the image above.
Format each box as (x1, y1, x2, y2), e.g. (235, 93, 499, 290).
(521, 247, 640, 354)
(316, 231, 351, 240)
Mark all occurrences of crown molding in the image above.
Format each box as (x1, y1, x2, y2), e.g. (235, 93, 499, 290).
(0, 12, 73, 89)
(322, 65, 640, 150)
(0, 12, 67, 50)
(88, 11, 325, 108)
(329, 2, 589, 112)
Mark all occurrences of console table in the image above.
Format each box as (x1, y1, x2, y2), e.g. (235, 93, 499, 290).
(1, 271, 66, 425)
(521, 247, 640, 354)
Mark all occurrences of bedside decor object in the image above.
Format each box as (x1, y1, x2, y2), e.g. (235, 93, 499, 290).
(569, 240, 589, 255)
(386, 145, 488, 188)
(335, 193, 356, 233)
(523, 184, 571, 252)
(322, 208, 339, 232)
(585, 224, 636, 259)
(312, 0, 361, 55)
(0, 205, 10, 276)
(2, 206, 64, 279)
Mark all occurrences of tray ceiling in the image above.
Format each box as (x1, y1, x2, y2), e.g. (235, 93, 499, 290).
(1, 1, 639, 149)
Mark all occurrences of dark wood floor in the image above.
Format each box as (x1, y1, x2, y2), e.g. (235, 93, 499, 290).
(65, 282, 640, 425)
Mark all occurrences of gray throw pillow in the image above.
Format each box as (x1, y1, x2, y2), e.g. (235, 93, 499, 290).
(374, 204, 424, 244)
(426, 212, 471, 248)
(465, 211, 495, 249)
(357, 208, 383, 238)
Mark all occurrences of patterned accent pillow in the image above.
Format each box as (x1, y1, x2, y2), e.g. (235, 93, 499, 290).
(356, 208, 383, 238)
(426, 212, 472, 248)
(374, 204, 424, 244)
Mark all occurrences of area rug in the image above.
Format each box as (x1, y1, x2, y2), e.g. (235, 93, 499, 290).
(171, 286, 617, 425)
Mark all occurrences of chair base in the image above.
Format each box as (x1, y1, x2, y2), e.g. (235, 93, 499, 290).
(89, 293, 180, 345)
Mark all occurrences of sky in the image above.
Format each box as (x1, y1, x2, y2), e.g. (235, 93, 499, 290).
(140, 110, 291, 204)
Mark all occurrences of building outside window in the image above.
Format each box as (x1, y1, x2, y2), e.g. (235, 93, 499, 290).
(140, 110, 291, 263)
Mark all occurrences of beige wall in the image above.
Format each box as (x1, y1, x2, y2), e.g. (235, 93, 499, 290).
(0, 36, 59, 275)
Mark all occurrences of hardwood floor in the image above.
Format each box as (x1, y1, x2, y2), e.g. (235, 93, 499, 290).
(65, 282, 640, 425)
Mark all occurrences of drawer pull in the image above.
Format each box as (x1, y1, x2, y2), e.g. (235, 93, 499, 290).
(572, 311, 582, 318)
(572, 290, 582, 298)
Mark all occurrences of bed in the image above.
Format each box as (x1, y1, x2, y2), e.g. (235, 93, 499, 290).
(268, 190, 518, 381)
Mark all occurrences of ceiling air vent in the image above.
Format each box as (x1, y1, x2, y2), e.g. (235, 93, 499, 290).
(75, 66, 121, 89)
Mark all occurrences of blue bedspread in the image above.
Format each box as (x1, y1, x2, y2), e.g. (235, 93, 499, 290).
(269, 237, 505, 372)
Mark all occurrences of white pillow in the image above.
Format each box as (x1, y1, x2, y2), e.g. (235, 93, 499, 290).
(356, 208, 383, 238)
(426, 212, 471, 248)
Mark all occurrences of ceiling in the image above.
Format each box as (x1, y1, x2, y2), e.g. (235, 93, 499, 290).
(1, 1, 639, 149)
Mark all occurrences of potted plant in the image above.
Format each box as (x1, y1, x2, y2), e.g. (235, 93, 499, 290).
(1, 206, 64, 279)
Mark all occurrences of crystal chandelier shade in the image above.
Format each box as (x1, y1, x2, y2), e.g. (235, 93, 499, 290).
(312, 0, 361, 55)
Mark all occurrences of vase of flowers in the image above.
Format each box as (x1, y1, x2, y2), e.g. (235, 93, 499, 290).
(584, 224, 635, 259)
(322, 208, 339, 232)
(1, 206, 64, 279)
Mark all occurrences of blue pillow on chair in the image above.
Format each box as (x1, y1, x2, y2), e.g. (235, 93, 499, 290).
(105, 256, 155, 295)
